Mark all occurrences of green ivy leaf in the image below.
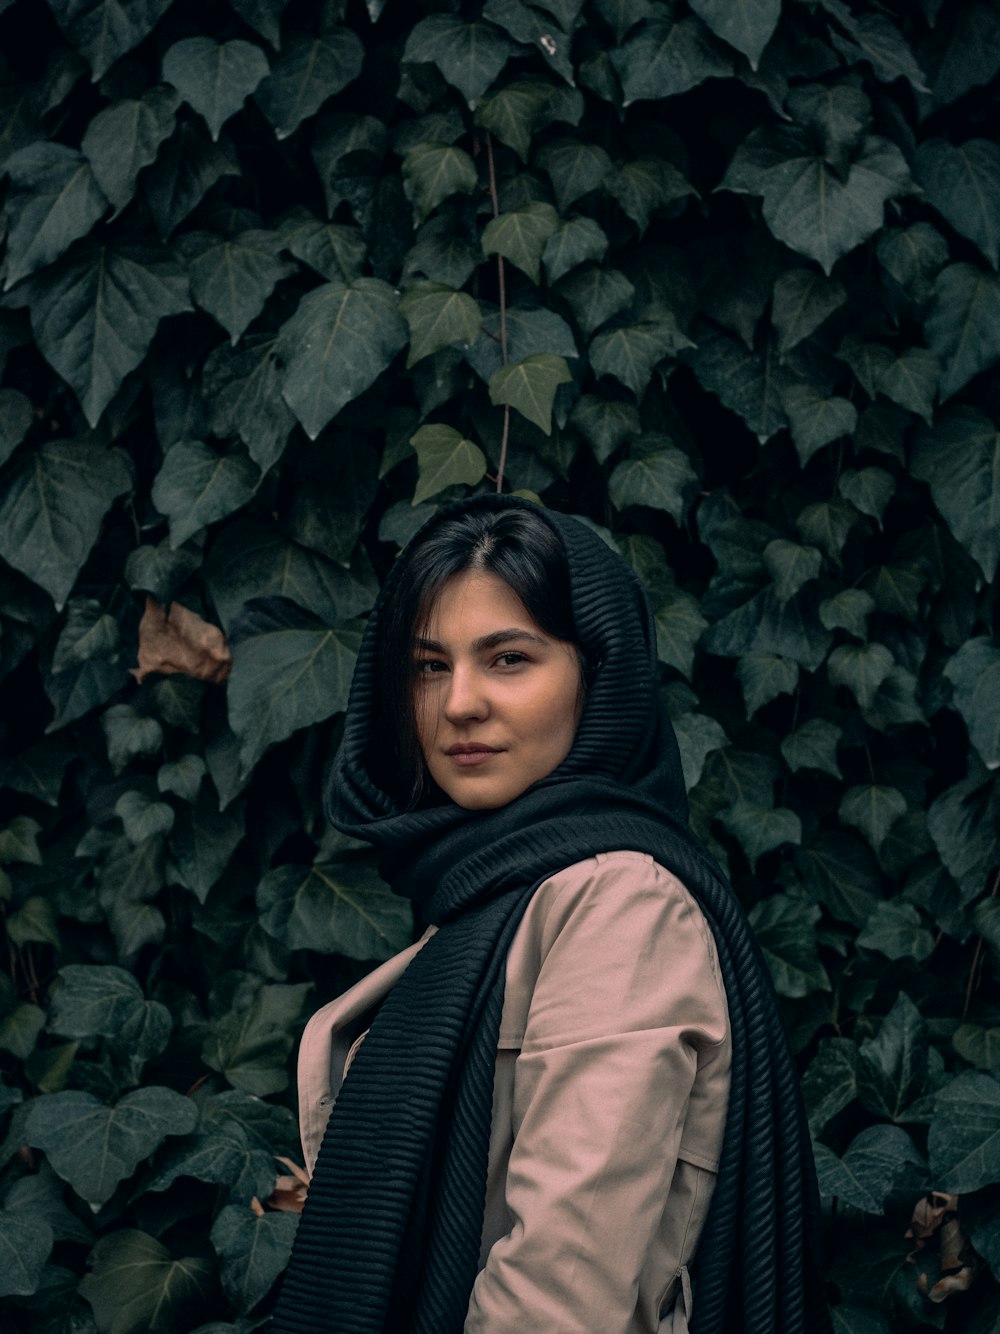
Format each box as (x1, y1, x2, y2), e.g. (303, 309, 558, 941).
(689, 0, 780, 69)
(542, 215, 609, 284)
(26, 1088, 197, 1207)
(210, 1205, 298, 1314)
(782, 385, 858, 464)
(926, 263, 1000, 400)
(786, 83, 870, 167)
(277, 278, 407, 439)
(403, 16, 517, 107)
(474, 80, 554, 162)
(802, 1037, 858, 1135)
(48, 964, 172, 1059)
(52, 598, 120, 672)
(592, 318, 691, 397)
(609, 439, 697, 522)
(0, 387, 33, 469)
(115, 791, 175, 845)
(944, 638, 1000, 769)
(828, 643, 894, 711)
(227, 599, 362, 774)
(721, 801, 803, 870)
(6, 896, 60, 949)
(277, 208, 366, 282)
(170, 788, 245, 903)
(0, 1211, 53, 1298)
(410, 424, 487, 504)
(839, 785, 907, 853)
(176, 230, 294, 344)
(482, 0, 576, 84)
(229, 0, 289, 47)
(489, 352, 572, 434)
(162, 37, 269, 142)
(748, 892, 827, 994)
(18, 242, 191, 427)
(3, 143, 108, 287)
(48, 0, 172, 81)
(916, 138, 1000, 269)
(142, 121, 239, 238)
(653, 594, 708, 680)
(101, 704, 163, 774)
(953, 1025, 1000, 1073)
(0, 442, 131, 608)
(877, 222, 949, 308)
(838, 468, 895, 525)
(771, 267, 846, 358)
(736, 653, 798, 716)
(256, 858, 413, 959)
(796, 498, 861, 562)
(611, 15, 732, 106)
(857, 901, 934, 963)
(795, 833, 882, 928)
(202, 334, 296, 476)
(402, 143, 478, 223)
(781, 718, 843, 779)
(146, 1121, 277, 1205)
(876, 347, 940, 424)
(569, 394, 639, 463)
(912, 407, 1000, 581)
(814, 1124, 923, 1214)
(928, 1071, 1000, 1192)
(253, 28, 364, 139)
(78, 1229, 214, 1334)
(400, 283, 482, 367)
(556, 266, 634, 337)
(201, 981, 310, 1096)
(151, 441, 259, 548)
(857, 991, 929, 1123)
(762, 539, 822, 604)
(672, 711, 728, 790)
(723, 129, 912, 274)
(536, 137, 611, 212)
(467, 304, 578, 381)
(685, 326, 789, 440)
(818, 590, 874, 640)
(482, 202, 560, 283)
(832, 12, 928, 92)
(609, 158, 696, 234)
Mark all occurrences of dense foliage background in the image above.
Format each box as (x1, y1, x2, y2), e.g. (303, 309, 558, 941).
(0, 0, 998, 1328)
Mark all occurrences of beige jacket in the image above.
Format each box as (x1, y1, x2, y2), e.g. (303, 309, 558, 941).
(297, 850, 731, 1334)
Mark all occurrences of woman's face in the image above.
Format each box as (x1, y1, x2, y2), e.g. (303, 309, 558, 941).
(413, 570, 583, 810)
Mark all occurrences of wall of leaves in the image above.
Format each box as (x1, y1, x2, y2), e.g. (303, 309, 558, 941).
(0, 0, 998, 1328)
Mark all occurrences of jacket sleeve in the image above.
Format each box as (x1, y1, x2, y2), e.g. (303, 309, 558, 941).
(464, 853, 729, 1334)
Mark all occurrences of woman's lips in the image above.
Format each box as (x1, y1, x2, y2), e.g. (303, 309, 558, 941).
(445, 745, 503, 767)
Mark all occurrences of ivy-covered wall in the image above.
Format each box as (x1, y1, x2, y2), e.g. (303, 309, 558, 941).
(1, 0, 998, 1329)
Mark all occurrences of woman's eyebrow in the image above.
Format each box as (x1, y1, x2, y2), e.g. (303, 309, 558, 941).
(413, 628, 548, 653)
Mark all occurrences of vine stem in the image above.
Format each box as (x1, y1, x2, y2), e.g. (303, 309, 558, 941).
(963, 865, 1000, 1019)
(486, 133, 510, 493)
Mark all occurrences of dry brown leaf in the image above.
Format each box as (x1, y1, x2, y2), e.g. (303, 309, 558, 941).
(906, 1191, 958, 1248)
(250, 1195, 266, 1217)
(131, 596, 231, 684)
(266, 1155, 309, 1214)
(907, 1191, 979, 1302)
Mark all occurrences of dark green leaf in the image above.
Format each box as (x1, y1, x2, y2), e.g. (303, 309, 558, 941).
(402, 143, 478, 223)
(3, 143, 107, 287)
(781, 718, 842, 779)
(115, 791, 175, 844)
(151, 441, 258, 548)
(282, 442, 379, 566)
(536, 138, 611, 212)
(201, 981, 309, 1096)
(256, 859, 413, 959)
(876, 347, 939, 424)
(688, 0, 779, 69)
(736, 653, 798, 716)
(6, 897, 60, 949)
(489, 352, 572, 434)
(0, 1003, 45, 1059)
(157, 754, 206, 803)
(556, 266, 634, 337)
(912, 407, 999, 581)
(78, 1229, 213, 1334)
(48, 965, 171, 1059)
(482, 202, 560, 284)
(611, 15, 732, 106)
(814, 1124, 923, 1214)
(542, 216, 608, 285)
(828, 643, 894, 711)
(146, 1121, 276, 1205)
(0, 442, 131, 607)
(0, 387, 33, 468)
(162, 37, 269, 141)
(802, 1037, 858, 1134)
(782, 385, 858, 464)
(26, 1089, 197, 1207)
(592, 318, 691, 397)
(254, 28, 364, 139)
(916, 138, 1000, 268)
(0, 1211, 53, 1298)
(609, 158, 696, 234)
(19, 243, 191, 426)
(944, 639, 1000, 769)
(722, 803, 803, 871)
(839, 785, 907, 852)
(52, 598, 119, 672)
(202, 333, 296, 476)
(482, 0, 575, 84)
(653, 594, 707, 680)
(748, 892, 827, 994)
(838, 468, 895, 524)
(926, 262, 1000, 400)
(48, 0, 172, 81)
(928, 1071, 1000, 1192)
(227, 600, 362, 773)
(595, 0, 653, 42)
(277, 208, 366, 282)
(210, 1205, 297, 1314)
(569, 394, 639, 463)
(857, 992, 929, 1122)
(786, 82, 870, 165)
(771, 267, 846, 358)
(672, 711, 727, 790)
(796, 498, 861, 561)
(229, 0, 289, 47)
(177, 230, 294, 344)
(953, 1025, 1000, 1073)
(474, 80, 554, 162)
(400, 283, 482, 367)
(403, 16, 517, 107)
(170, 789, 244, 903)
(762, 539, 822, 604)
(466, 305, 578, 382)
(857, 901, 934, 962)
(277, 278, 407, 439)
(609, 439, 697, 522)
(877, 221, 949, 307)
(819, 588, 873, 636)
(101, 704, 163, 774)
(142, 120, 240, 238)
(685, 326, 789, 440)
(410, 424, 487, 504)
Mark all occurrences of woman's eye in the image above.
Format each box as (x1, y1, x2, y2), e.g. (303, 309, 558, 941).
(414, 659, 447, 675)
(496, 652, 527, 667)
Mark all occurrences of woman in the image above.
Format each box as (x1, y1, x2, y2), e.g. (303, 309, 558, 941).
(272, 494, 830, 1334)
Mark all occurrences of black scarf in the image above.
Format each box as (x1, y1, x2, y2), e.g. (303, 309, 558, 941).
(271, 495, 831, 1334)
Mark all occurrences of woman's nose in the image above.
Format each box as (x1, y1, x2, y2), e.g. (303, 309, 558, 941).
(442, 664, 488, 722)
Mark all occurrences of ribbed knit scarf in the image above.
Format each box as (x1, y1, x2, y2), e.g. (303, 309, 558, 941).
(271, 495, 831, 1334)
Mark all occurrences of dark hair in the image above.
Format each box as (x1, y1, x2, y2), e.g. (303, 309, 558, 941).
(372, 505, 580, 803)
